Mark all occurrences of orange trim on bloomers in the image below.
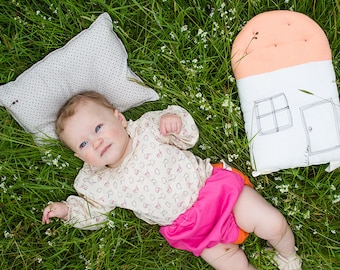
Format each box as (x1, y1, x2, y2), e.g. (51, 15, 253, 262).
(211, 163, 253, 244)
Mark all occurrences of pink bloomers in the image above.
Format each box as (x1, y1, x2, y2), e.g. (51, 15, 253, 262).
(160, 167, 250, 256)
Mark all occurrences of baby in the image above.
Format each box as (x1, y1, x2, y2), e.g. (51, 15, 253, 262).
(42, 91, 302, 270)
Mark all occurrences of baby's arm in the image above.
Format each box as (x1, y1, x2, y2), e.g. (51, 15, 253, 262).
(42, 202, 68, 224)
(42, 195, 112, 230)
(65, 195, 112, 230)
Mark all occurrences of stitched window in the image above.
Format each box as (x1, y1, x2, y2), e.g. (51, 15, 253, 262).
(254, 93, 292, 135)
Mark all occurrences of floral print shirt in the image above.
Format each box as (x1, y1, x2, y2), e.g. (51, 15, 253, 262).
(65, 105, 213, 230)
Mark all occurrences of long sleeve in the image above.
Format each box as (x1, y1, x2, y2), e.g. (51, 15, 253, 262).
(64, 194, 113, 230)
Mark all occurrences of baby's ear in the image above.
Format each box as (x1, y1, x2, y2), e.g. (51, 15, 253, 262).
(115, 110, 128, 128)
(74, 152, 81, 159)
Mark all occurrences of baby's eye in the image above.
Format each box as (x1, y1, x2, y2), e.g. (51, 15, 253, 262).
(80, 141, 88, 149)
(95, 124, 102, 133)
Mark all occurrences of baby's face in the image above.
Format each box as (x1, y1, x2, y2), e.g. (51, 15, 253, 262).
(61, 100, 132, 168)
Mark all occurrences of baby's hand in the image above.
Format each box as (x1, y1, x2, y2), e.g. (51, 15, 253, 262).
(159, 113, 182, 136)
(42, 202, 69, 224)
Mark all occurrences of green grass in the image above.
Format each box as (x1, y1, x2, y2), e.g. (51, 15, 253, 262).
(0, 0, 339, 269)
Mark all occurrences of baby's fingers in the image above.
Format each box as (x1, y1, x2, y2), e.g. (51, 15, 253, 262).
(42, 203, 61, 224)
(42, 202, 69, 224)
(161, 122, 177, 135)
(170, 120, 182, 134)
(160, 114, 182, 136)
(42, 206, 53, 224)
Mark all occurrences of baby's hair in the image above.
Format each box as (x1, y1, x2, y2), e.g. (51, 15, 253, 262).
(56, 91, 115, 139)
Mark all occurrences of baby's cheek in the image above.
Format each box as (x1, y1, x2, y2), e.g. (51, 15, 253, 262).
(80, 151, 96, 164)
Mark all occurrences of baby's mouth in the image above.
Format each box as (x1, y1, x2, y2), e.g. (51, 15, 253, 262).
(101, 144, 111, 156)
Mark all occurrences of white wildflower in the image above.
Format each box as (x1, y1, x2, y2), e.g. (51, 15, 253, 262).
(276, 184, 289, 193)
(199, 144, 207, 150)
(227, 153, 239, 162)
(0, 182, 7, 193)
(332, 194, 340, 204)
(272, 197, 279, 206)
(295, 224, 302, 230)
(228, 74, 235, 83)
(45, 228, 52, 236)
(303, 210, 310, 219)
(195, 92, 202, 98)
(4, 231, 14, 238)
(107, 220, 115, 229)
(180, 25, 188, 32)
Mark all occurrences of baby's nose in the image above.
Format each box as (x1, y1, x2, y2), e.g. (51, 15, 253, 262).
(93, 138, 103, 149)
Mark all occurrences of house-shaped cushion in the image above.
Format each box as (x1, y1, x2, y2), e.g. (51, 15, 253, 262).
(231, 10, 340, 176)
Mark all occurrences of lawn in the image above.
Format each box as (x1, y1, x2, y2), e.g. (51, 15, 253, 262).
(0, 0, 339, 269)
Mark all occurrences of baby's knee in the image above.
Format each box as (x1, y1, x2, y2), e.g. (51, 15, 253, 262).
(268, 211, 290, 239)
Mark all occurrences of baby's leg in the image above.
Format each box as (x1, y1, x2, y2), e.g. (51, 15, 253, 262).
(233, 186, 296, 257)
(201, 243, 255, 270)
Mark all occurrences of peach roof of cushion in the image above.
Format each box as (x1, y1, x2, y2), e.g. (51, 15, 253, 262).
(231, 10, 332, 79)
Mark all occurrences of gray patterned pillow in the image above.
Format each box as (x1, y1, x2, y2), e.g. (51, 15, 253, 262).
(0, 13, 159, 143)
